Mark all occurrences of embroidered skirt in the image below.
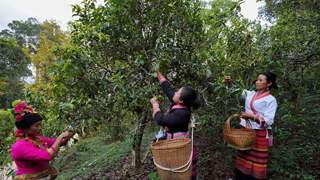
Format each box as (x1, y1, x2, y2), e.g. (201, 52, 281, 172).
(235, 128, 268, 179)
(14, 168, 50, 180)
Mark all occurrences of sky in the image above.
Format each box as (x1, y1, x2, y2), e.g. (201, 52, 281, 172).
(0, 0, 100, 31)
(0, 0, 266, 31)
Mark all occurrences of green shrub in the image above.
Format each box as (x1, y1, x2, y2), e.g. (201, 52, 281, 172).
(0, 109, 15, 165)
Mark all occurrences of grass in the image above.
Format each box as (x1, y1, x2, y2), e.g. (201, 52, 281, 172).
(55, 137, 131, 179)
(54, 124, 157, 180)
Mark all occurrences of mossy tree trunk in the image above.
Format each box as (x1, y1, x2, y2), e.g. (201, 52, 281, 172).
(132, 107, 149, 169)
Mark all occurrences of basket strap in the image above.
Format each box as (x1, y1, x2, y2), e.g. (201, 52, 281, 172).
(152, 114, 197, 173)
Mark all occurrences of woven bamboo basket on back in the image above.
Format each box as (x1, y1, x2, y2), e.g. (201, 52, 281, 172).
(223, 114, 256, 150)
(151, 138, 192, 180)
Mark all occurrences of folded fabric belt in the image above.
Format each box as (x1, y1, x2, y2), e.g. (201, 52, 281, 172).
(167, 131, 190, 139)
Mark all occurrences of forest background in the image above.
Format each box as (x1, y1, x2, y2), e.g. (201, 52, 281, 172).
(0, 0, 319, 179)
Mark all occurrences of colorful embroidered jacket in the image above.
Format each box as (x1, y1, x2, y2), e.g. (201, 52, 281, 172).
(241, 90, 278, 129)
(11, 136, 57, 180)
(153, 80, 192, 133)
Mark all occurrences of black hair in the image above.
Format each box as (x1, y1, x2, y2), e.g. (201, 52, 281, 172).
(180, 86, 201, 109)
(15, 113, 43, 129)
(261, 72, 278, 89)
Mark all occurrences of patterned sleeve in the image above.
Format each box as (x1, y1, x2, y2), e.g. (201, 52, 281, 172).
(41, 137, 58, 157)
(11, 141, 56, 161)
(41, 137, 56, 146)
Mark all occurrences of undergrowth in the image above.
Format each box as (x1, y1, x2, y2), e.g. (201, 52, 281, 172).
(53, 107, 320, 180)
(55, 124, 157, 180)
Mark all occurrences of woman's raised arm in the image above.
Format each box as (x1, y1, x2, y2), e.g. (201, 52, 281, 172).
(155, 66, 175, 102)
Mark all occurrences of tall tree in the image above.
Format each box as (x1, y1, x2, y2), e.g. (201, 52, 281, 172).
(49, 0, 205, 169)
(258, 0, 320, 112)
(30, 19, 69, 83)
(23, 20, 70, 138)
(0, 17, 43, 109)
(194, 0, 273, 125)
(0, 38, 31, 108)
(0, 17, 43, 53)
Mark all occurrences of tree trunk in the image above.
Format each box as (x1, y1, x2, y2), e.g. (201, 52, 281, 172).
(131, 107, 148, 169)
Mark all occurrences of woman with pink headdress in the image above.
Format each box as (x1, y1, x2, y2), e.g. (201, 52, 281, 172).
(10, 101, 74, 180)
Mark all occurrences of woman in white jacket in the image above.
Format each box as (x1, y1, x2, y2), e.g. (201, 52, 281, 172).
(223, 72, 278, 180)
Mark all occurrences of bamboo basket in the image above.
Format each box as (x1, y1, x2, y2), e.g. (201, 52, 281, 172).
(49, 166, 58, 180)
(151, 138, 192, 180)
(223, 114, 256, 150)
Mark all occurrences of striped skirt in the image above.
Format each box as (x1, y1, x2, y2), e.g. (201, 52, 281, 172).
(167, 132, 197, 180)
(235, 128, 268, 179)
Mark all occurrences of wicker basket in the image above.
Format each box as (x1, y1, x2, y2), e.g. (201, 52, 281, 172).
(49, 166, 58, 180)
(151, 138, 192, 180)
(223, 114, 256, 150)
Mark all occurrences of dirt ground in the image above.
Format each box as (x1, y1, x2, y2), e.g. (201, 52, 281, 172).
(1, 131, 239, 180)
(88, 130, 237, 180)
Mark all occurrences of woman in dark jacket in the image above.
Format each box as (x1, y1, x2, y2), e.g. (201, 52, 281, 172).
(150, 66, 201, 180)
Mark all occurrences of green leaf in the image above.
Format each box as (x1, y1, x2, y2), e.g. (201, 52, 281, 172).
(76, 128, 82, 135)
(297, 174, 301, 178)
(68, 104, 74, 109)
(206, 69, 211, 77)
(214, 86, 222, 92)
(281, 114, 289, 119)
(230, 107, 239, 111)
(71, 122, 77, 129)
(152, 72, 157, 78)
(57, 59, 64, 65)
